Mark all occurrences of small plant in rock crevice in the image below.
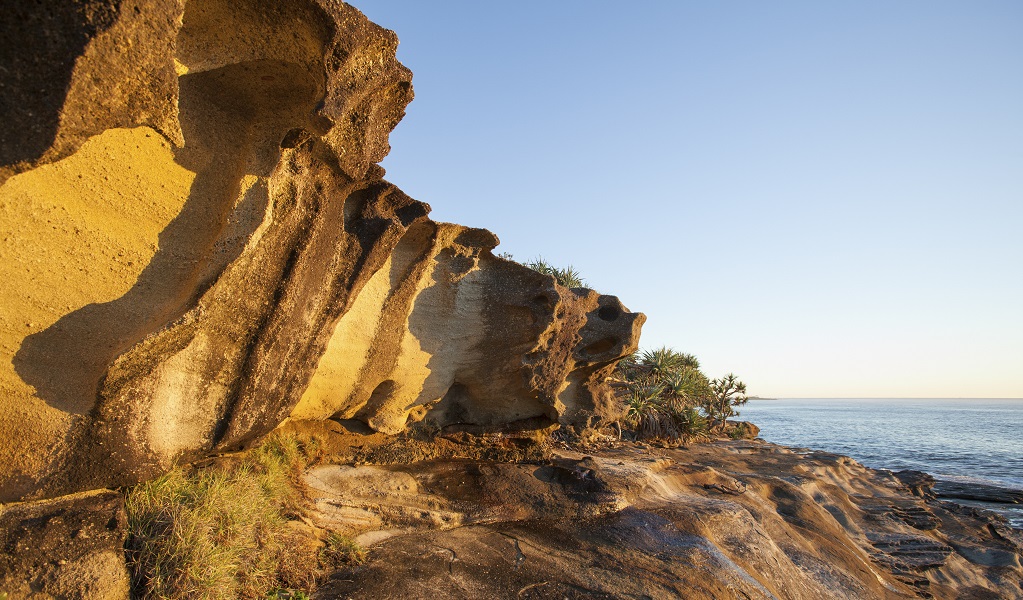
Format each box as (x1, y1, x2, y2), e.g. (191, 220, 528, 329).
(267, 590, 311, 600)
(318, 532, 368, 568)
(524, 257, 586, 288)
(728, 421, 753, 440)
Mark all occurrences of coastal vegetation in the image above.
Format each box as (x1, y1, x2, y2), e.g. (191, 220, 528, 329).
(524, 257, 586, 288)
(123, 434, 361, 599)
(319, 532, 369, 568)
(512, 256, 753, 443)
(615, 346, 750, 442)
(500, 253, 587, 288)
(705, 373, 750, 427)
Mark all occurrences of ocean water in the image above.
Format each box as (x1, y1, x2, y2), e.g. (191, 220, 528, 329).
(741, 398, 1023, 529)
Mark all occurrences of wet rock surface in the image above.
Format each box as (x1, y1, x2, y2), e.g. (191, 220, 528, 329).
(934, 480, 1023, 505)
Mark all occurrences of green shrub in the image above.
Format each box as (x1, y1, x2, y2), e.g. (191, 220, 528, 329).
(614, 351, 639, 379)
(639, 346, 700, 375)
(625, 391, 709, 442)
(625, 382, 661, 420)
(674, 405, 709, 439)
(728, 422, 752, 440)
(617, 347, 747, 442)
(660, 367, 712, 404)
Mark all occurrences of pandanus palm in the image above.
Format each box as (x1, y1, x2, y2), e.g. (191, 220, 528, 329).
(704, 373, 749, 427)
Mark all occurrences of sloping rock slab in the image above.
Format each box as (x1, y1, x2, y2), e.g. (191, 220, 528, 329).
(305, 439, 1023, 599)
(316, 510, 782, 600)
(934, 480, 1023, 505)
(0, 489, 129, 599)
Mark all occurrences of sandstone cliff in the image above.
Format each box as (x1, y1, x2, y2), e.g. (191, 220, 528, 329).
(0, 0, 643, 502)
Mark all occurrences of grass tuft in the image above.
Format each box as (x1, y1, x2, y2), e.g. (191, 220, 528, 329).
(124, 433, 322, 600)
(318, 532, 368, 568)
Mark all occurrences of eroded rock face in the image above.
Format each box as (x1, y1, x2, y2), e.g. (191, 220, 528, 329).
(293, 222, 644, 434)
(0, 0, 642, 501)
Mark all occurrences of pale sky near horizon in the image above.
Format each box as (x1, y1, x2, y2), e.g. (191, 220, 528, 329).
(354, 1, 1023, 399)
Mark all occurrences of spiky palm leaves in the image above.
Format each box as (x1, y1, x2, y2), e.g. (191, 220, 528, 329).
(703, 373, 749, 427)
(626, 383, 669, 438)
(618, 348, 712, 442)
(624, 385, 709, 441)
(615, 351, 639, 378)
(661, 367, 712, 404)
(673, 405, 708, 437)
(618, 348, 701, 381)
(524, 257, 586, 288)
(640, 346, 694, 375)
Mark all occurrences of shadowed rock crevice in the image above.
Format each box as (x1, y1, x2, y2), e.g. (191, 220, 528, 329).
(0, 0, 119, 171)
(0, 0, 184, 183)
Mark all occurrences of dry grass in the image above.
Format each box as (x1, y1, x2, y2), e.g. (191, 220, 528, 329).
(319, 532, 367, 568)
(124, 434, 323, 599)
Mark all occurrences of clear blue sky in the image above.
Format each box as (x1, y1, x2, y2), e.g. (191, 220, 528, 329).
(355, 1, 1023, 398)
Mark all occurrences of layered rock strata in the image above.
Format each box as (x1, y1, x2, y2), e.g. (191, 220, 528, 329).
(292, 223, 642, 434)
(0, 0, 643, 502)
